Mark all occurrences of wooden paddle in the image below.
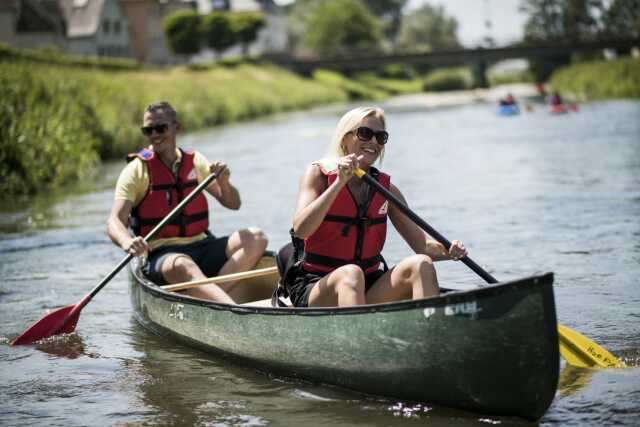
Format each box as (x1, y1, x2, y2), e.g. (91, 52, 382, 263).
(355, 168, 623, 368)
(11, 173, 218, 346)
(161, 266, 278, 292)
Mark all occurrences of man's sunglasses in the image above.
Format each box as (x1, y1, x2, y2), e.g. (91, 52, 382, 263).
(355, 126, 389, 145)
(141, 123, 170, 136)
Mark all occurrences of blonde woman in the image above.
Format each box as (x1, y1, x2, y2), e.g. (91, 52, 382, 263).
(287, 106, 467, 307)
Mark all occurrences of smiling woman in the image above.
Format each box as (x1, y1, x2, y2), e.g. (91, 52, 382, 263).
(283, 106, 468, 308)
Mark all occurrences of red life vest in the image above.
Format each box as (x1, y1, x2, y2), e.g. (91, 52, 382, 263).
(301, 166, 389, 274)
(128, 148, 209, 239)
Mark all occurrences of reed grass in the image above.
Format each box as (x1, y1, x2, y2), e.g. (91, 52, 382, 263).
(1, 59, 346, 196)
(549, 57, 640, 100)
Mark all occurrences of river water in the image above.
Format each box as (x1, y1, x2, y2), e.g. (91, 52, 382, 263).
(1, 98, 639, 426)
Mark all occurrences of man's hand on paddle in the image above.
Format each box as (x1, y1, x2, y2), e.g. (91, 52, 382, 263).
(123, 236, 150, 257)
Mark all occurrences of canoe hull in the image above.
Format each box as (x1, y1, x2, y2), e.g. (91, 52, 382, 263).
(129, 260, 559, 420)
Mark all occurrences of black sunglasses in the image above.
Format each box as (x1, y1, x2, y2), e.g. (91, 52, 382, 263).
(141, 123, 170, 136)
(355, 126, 389, 145)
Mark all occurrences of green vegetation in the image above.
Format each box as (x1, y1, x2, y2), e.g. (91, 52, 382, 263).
(201, 12, 236, 57)
(0, 42, 142, 70)
(163, 9, 264, 58)
(232, 12, 266, 56)
(0, 50, 347, 196)
(163, 10, 202, 56)
(395, 3, 460, 52)
(313, 70, 388, 100)
(488, 69, 535, 86)
(422, 67, 472, 92)
(303, 0, 383, 57)
(549, 57, 640, 100)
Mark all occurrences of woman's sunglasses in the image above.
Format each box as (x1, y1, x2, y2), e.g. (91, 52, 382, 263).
(141, 123, 169, 136)
(355, 126, 389, 145)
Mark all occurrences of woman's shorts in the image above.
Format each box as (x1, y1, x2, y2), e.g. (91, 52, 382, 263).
(142, 234, 229, 285)
(289, 268, 385, 308)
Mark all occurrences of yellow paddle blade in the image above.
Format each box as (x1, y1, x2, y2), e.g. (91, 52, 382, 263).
(558, 324, 624, 368)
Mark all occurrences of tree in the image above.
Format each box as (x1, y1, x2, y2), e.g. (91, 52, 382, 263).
(602, 0, 640, 38)
(232, 12, 266, 56)
(362, 0, 408, 42)
(164, 10, 202, 56)
(395, 4, 460, 52)
(201, 12, 236, 58)
(288, 0, 404, 53)
(303, 0, 384, 57)
(521, 0, 601, 42)
(520, 0, 603, 81)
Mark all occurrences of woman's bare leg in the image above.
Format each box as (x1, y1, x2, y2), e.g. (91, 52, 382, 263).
(366, 254, 439, 304)
(307, 264, 366, 307)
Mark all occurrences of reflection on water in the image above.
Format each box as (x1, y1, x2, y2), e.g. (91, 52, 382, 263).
(558, 365, 595, 397)
(128, 327, 529, 426)
(1, 99, 639, 426)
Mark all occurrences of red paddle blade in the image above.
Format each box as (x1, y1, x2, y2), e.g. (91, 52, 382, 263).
(11, 304, 80, 346)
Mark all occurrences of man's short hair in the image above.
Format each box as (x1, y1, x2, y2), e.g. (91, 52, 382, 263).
(144, 101, 177, 122)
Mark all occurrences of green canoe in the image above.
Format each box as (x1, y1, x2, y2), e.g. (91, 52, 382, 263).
(129, 254, 559, 420)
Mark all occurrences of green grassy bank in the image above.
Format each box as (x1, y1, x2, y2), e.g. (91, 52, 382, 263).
(549, 57, 640, 100)
(1, 52, 348, 196)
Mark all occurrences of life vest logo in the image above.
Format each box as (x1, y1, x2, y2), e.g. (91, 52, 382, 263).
(187, 168, 197, 180)
(378, 201, 388, 215)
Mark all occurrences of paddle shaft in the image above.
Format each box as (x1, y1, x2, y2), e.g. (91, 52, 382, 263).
(355, 169, 498, 284)
(161, 266, 279, 292)
(356, 168, 623, 368)
(70, 173, 218, 317)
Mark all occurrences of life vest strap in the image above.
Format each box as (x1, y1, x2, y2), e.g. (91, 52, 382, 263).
(302, 252, 383, 270)
(324, 214, 386, 227)
(131, 211, 209, 227)
(150, 180, 198, 192)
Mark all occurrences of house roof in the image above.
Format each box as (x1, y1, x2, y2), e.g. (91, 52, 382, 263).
(58, 0, 105, 38)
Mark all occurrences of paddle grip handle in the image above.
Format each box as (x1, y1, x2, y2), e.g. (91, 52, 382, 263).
(357, 169, 498, 284)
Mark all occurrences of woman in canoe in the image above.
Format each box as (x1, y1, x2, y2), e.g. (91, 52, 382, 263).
(287, 106, 467, 307)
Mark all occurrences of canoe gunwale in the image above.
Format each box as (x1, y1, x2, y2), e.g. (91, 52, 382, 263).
(130, 260, 554, 316)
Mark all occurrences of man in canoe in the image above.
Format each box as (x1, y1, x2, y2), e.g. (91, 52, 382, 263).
(285, 106, 467, 307)
(107, 101, 268, 303)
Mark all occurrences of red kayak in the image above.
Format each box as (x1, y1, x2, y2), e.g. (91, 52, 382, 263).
(548, 104, 579, 114)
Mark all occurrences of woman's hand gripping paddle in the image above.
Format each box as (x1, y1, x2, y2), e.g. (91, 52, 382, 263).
(355, 168, 623, 368)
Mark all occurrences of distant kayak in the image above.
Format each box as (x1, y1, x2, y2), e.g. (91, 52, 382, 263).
(548, 104, 579, 114)
(496, 104, 520, 116)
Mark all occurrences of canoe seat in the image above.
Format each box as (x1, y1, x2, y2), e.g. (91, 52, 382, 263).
(240, 297, 292, 308)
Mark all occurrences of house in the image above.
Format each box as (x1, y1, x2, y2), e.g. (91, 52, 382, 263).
(0, 0, 66, 51)
(119, 0, 197, 64)
(58, 0, 132, 57)
(193, 0, 289, 61)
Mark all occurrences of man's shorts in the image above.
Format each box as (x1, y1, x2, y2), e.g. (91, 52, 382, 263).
(142, 234, 229, 285)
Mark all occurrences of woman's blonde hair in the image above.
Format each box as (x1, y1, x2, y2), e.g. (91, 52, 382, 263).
(325, 107, 386, 163)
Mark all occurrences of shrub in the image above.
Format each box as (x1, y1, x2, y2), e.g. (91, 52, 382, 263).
(549, 57, 640, 100)
(164, 10, 202, 56)
(423, 67, 471, 92)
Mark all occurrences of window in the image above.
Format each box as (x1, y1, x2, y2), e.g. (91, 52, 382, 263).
(103, 19, 110, 34)
(114, 21, 121, 34)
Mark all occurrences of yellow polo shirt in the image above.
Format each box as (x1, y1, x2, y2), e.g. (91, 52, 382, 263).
(114, 148, 212, 250)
